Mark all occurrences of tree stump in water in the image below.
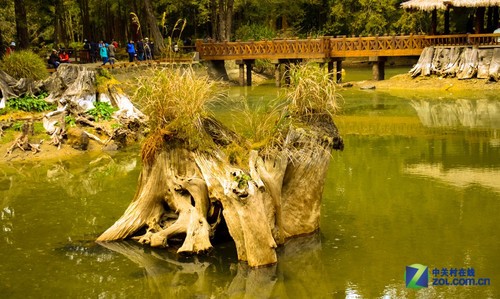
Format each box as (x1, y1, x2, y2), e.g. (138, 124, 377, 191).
(97, 66, 344, 267)
(98, 115, 343, 267)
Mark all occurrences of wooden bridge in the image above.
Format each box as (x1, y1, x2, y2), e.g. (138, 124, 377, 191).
(195, 33, 500, 85)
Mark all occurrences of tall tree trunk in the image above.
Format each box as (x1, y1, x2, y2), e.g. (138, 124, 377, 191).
(431, 9, 437, 35)
(476, 7, 485, 33)
(14, 0, 30, 49)
(143, 0, 165, 52)
(211, 0, 217, 40)
(78, 0, 91, 40)
(0, 28, 4, 60)
(54, 0, 62, 46)
(487, 6, 494, 32)
(444, 7, 450, 34)
(494, 7, 499, 29)
(218, 0, 226, 41)
(225, 0, 234, 41)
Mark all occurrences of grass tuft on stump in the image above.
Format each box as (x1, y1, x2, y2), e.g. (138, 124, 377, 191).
(132, 67, 224, 164)
(286, 63, 341, 119)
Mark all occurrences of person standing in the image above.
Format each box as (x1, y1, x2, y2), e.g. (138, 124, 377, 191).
(126, 40, 135, 62)
(136, 39, 145, 61)
(144, 38, 152, 60)
(6, 42, 15, 56)
(90, 40, 99, 63)
(149, 39, 155, 60)
(83, 39, 91, 63)
(99, 42, 109, 65)
(107, 42, 116, 65)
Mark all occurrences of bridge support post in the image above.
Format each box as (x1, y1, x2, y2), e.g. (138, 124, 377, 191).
(236, 60, 245, 86)
(369, 56, 386, 81)
(245, 60, 254, 86)
(274, 62, 282, 87)
(236, 60, 254, 86)
(328, 61, 334, 80)
(336, 60, 343, 83)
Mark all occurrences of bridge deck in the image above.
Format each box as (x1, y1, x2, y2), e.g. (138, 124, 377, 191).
(196, 34, 500, 61)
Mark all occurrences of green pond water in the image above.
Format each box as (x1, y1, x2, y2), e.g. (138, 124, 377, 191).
(1, 71, 499, 298)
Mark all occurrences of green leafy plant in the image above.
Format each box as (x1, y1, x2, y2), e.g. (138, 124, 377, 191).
(234, 172, 252, 189)
(87, 102, 117, 121)
(7, 93, 54, 112)
(12, 121, 23, 131)
(0, 50, 50, 80)
(65, 115, 76, 127)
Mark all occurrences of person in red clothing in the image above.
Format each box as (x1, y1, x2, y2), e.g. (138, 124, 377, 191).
(58, 50, 70, 63)
(6, 42, 15, 56)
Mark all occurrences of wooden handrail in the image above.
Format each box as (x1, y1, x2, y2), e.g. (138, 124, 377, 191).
(196, 34, 500, 60)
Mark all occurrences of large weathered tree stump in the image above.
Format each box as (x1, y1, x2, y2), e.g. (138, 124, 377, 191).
(97, 113, 343, 267)
(411, 45, 500, 80)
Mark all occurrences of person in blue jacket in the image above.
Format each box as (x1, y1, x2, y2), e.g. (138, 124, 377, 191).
(127, 40, 136, 62)
(99, 41, 109, 65)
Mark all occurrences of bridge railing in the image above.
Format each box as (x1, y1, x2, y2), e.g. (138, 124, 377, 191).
(329, 35, 427, 57)
(196, 34, 500, 60)
(195, 38, 327, 60)
(424, 34, 500, 46)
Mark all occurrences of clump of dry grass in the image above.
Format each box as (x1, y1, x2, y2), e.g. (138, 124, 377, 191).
(230, 97, 289, 151)
(132, 67, 223, 160)
(286, 64, 342, 119)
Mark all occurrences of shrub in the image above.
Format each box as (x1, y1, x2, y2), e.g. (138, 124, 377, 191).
(1, 50, 50, 80)
(235, 24, 276, 41)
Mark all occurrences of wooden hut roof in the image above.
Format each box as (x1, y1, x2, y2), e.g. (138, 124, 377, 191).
(402, 0, 500, 10)
(451, 0, 500, 7)
(401, 0, 448, 11)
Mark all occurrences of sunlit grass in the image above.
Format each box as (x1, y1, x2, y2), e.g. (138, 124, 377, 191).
(131, 67, 225, 163)
(286, 63, 342, 119)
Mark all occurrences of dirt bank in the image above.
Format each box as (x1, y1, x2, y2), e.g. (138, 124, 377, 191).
(362, 73, 500, 93)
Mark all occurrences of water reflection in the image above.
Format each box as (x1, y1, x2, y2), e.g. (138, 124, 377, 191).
(97, 233, 332, 298)
(45, 155, 138, 197)
(411, 99, 500, 129)
(405, 163, 500, 192)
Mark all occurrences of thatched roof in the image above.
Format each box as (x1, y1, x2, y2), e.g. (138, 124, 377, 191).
(401, 0, 448, 11)
(401, 0, 500, 10)
(452, 0, 500, 7)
